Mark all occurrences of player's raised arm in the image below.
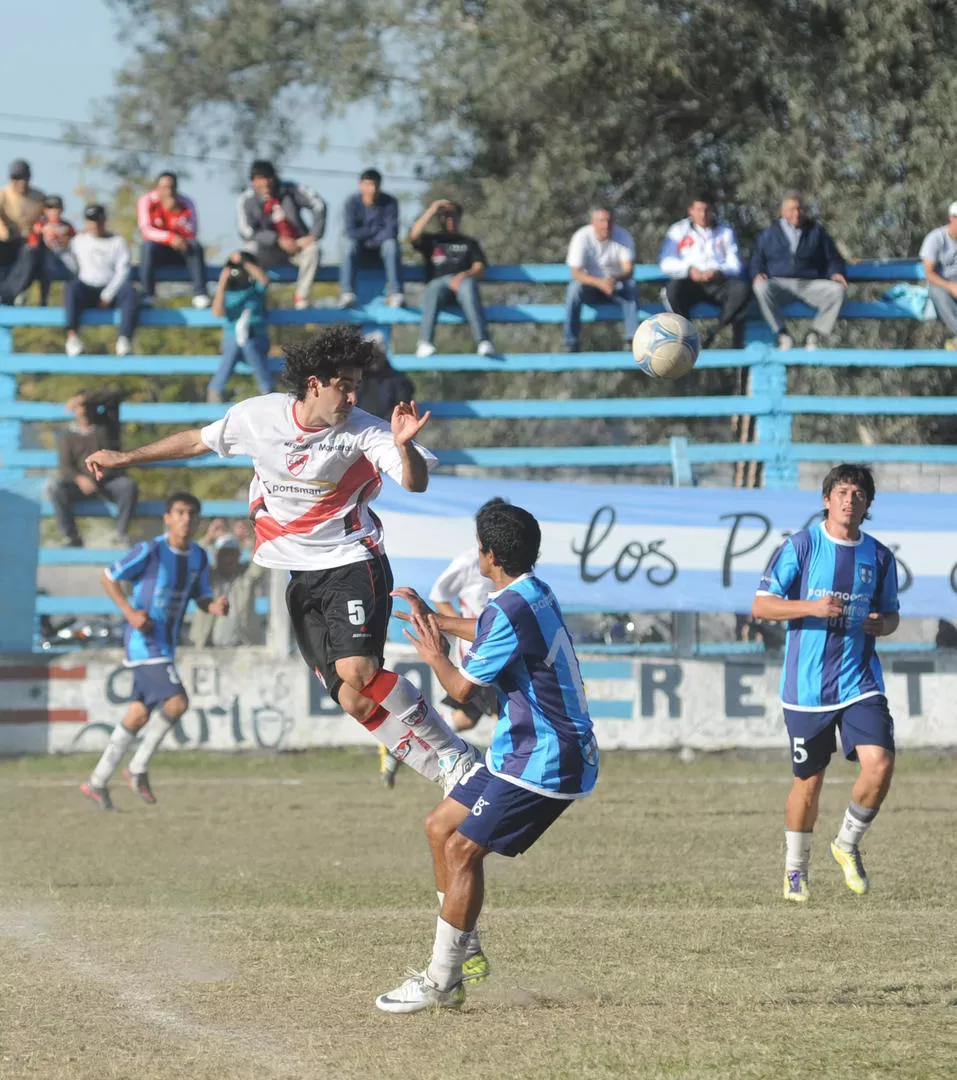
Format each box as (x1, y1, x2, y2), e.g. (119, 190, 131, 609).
(390, 401, 432, 492)
(86, 429, 210, 481)
(391, 586, 478, 642)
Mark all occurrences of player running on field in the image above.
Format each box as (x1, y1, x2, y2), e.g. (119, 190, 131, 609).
(86, 326, 476, 793)
(752, 464, 900, 903)
(378, 538, 498, 788)
(376, 499, 599, 1013)
(81, 492, 229, 809)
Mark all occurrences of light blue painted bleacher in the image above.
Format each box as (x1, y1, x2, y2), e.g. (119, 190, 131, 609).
(2, 258, 947, 650)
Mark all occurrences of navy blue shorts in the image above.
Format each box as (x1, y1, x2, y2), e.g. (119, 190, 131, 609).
(783, 695, 895, 779)
(131, 663, 187, 713)
(449, 762, 572, 857)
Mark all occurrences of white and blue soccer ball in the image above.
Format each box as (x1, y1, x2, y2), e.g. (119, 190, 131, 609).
(632, 313, 700, 379)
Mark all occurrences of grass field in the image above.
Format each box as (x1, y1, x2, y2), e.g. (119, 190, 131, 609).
(1, 749, 955, 1080)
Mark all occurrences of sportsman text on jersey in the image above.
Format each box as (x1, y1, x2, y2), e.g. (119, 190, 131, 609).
(200, 394, 438, 570)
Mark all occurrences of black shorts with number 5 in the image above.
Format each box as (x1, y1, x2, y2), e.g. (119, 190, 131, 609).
(286, 554, 394, 702)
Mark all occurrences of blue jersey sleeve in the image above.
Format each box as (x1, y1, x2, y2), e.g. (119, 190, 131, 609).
(462, 603, 520, 686)
(107, 541, 151, 583)
(876, 550, 900, 613)
(757, 538, 800, 597)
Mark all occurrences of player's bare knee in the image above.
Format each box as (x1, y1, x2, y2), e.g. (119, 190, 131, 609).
(335, 655, 380, 692)
(162, 695, 189, 722)
(444, 830, 484, 872)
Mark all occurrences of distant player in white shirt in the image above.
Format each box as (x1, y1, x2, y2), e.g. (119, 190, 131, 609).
(86, 326, 476, 793)
(379, 543, 498, 788)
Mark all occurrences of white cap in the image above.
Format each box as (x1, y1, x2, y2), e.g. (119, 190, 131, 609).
(948, 201, 957, 218)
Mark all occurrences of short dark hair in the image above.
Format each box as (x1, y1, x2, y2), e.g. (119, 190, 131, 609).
(156, 171, 178, 189)
(439, 201, 463, 217)
(250, 159, 277, 181)
(475, 499, 541, 577)
(360, 168, 382, 184)
(281, 326, 376, 399)
(822, 464, 875, 518)
(689, 192, 713, 206)
(165, 491, 201, 515)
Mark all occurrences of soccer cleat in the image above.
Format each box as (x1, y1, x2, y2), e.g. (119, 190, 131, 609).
(375, 969, 465, 1014)
(830, 841, 870, 895)
(438, 743, 479, 797)
(783, 870, 810, 903)
(80, 782, 115, 811)
(123, 768, 156, 805)
(461, 952, 491, 984)
(378, 744, 398, 789)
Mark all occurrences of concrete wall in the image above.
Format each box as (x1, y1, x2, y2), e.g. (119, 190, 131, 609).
(1, 645, 953, 755)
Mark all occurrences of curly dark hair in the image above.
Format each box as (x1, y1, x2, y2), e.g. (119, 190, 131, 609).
(475, 498, 541, 577)
(821, 463, 875, 520)
(281, 326, 377, 400)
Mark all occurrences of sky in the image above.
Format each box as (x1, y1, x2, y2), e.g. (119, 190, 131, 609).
(0, 0, 427, 258)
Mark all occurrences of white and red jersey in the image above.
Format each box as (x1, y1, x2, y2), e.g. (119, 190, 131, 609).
(429, 548, 491, 665)
(200, 393, 437, 571)
(137, 190, 198, 244)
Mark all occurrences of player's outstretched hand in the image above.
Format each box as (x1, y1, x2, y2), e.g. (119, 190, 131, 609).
(208, 596, 230, 617)
(862, 612, 886, 636)
(403, 611, 444, 660)
(85, 449, 127, 481)
(390, 587, 435, 622)
(391, 400, 431, 446)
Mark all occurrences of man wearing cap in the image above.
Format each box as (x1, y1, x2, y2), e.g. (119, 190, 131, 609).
(919, 204, 957, 350)
(339, 169, 404, 309)
(65, 205, 140, 357)
(236, 159, 326, 310)
(0, 159, 46, 304)
(191, 520, 265, 647)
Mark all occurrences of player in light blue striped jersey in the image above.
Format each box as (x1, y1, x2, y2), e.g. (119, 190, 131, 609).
(752, 464, 900, 903)
(81, 492, 229, 809)
(376, 499, 598, 1013)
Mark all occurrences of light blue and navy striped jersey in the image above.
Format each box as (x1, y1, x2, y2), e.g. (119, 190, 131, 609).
(757, 521, 899, 710)
(462, 574, 598, 799)
(107, 538, 212, 666)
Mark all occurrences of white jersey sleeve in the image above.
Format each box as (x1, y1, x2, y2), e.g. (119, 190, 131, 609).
(200, 399, 258, 458)
(355, 413, 438, 485)
(429, 549, 475, 605)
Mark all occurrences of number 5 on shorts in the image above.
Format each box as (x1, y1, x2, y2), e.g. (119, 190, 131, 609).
(347, 599, 366, 626)
(792, 736, 808, 764)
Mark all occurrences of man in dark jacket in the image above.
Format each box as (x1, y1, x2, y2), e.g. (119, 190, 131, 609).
(356, 340, 414, 419)
(47, 389, 138, 547)
(339, 169, 403, 309)
(236, 160, 326, 310)
(750, 191, 848, 350)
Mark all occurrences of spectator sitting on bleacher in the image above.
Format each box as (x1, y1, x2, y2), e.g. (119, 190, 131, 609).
(563, 206, 638, 353)
(191, 521, 265, 647)
(750, 191, 847, 351)
(339, 168, 403, 309)
(0, 159, 45, 305)
(48, 389, 138, 548)
(65, 205, 140, 358)
(137, 171, 209, 309)
(33, 195, 76, 306)
(919, 202, 957, 351)
(356, 341, 414, 419)
(658, 194, 751, 349)
(409, 198, 495, 358)
(237, 159, 326, 311)
(208, 251, 274, 404)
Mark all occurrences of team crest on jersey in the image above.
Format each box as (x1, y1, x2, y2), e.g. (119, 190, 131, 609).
(857, 563, 875, 586)
(286, 449, 310, 476)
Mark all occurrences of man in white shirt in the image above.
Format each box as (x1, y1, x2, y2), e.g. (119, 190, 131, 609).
(85, 325, 477, 796)
(658, 194, 752, 348)
(65, 205, 140, 357)
(563, 207, 638, 352)
(919, 202, 957, 350)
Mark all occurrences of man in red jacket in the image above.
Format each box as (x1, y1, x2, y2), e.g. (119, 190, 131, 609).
(136, 171, 209, 308)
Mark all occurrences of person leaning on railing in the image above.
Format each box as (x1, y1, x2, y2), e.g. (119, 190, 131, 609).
(136, 171, 209, 310)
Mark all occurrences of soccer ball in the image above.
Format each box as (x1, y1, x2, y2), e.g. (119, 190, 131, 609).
(632, 313, 700, 379)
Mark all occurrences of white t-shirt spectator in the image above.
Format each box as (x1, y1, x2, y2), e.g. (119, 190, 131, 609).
(566, 224, 635, 280)
(658, 219, 743, 278)
(919, 226, 957, 282)
(68, 233, 132, 303)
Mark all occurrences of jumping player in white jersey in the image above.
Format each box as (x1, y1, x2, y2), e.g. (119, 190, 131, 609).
(86, 326, 476, 793)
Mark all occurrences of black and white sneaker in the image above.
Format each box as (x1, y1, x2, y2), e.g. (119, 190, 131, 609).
(123, 768, 156, 804)
(80, 782, 115, 811)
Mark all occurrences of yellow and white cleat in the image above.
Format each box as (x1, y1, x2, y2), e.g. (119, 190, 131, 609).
(783, 870, 810, 903)
(461, 952, 491, 985)
(378, 744, 398, 789)
(830, 841, 870, 895)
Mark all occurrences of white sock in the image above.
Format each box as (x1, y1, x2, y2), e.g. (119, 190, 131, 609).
(784, 830, 812, 873)
(377, 673, 466, 758)
(437, 891, 483, 958)
(835, 801, 878, 852)
(127, 715, 174, 774)
(426, 916, 470, 991)
(90, 724, 136, 787)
